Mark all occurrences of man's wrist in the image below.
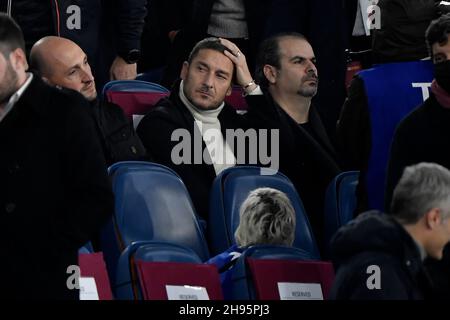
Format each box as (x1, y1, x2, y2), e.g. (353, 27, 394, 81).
(242, 79, 257, 94)
(118, 49, 141, 64)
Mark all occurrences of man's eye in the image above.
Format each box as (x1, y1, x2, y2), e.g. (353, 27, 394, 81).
(435, 56, 445, 63)
(69, 70, 76, 76)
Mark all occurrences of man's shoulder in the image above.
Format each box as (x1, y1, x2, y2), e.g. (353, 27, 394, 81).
(137, 96, 186, 132)
(395, 99, 430, 134)
(26, 77, 90, 116)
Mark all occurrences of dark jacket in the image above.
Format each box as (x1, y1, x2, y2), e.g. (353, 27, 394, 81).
(246, 93, 341, 248)
(136, 81, 246, 220)
(2, 0, 147, 87)
(372, 0, 437, 63)
(336, 75, 371, 214)
(329, 211, 434, 300)
(161, 0, 272, 88)
(386, 93, 450, 207)
(91, 99, 147, 167)
(0, 76, 114, 299)
(385, 94, 450, 299)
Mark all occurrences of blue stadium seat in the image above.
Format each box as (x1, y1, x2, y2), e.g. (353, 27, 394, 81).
(358, 60, 433, 210)
(135, 67, 165, 83)
(208, 166, 320, 259)
(227, 245, 318, 300)
(78, 241, 94, 254)
(101, 161, 210, 284)
(114, 241, 202, 300)
(324, 171, 359, 254)
(102, 79, 169, 98)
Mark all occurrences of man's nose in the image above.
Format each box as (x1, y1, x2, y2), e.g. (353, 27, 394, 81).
(306, 60, 317, 74)
(203, 72, 214, 88)
(81, 68, 94, 83)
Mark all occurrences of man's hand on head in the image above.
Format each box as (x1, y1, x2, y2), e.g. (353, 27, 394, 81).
(219, 38, 255, 91)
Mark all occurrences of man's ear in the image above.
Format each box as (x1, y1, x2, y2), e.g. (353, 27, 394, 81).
(226, 85, 232, 96)
(10, 48, 28, 71)
(425, 208, 442, 229)
(263, 64, 277, 84)
(180, 61, 189, 80)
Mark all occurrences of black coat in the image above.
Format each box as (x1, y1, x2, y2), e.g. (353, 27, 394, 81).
(136, 82, 246, 220)
(372, 0, 437, 63)
(160, 0, 272, 88)
(1, 0, 147, 88)
(336, 75, 371, 214)
(0, 76, 114, 299)
(91, 99, 147, 167)
(385, 94, 450, 299)
(245, 93, 341, 248)
(330, 211, 434, 300)
(386, 94, 450, 207)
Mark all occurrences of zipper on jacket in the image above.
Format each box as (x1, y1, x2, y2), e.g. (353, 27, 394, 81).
(53, 0, 61, 36)
(7, 0, 12, 16)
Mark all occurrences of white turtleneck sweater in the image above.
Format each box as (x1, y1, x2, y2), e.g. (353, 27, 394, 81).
(179, 81, 236, 175)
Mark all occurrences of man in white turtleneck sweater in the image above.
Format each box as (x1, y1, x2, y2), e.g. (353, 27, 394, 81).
(137, 37, 258, 221)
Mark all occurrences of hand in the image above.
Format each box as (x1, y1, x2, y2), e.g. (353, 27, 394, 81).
(109, 56, 137, 80)
(219, 38, 254, 88)
(168, 30, 179, 43)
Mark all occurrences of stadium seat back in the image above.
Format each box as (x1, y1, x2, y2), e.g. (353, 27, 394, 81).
(208, 166, 319, 258)
(228, 245, 319, 300)
(101, 161, 209, 284)
(324, 171, 359, 252)
(358, 60, 433, 210)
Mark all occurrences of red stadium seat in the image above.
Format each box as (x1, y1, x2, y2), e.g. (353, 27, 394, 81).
(78, 252, 113, 300)
(247, 258, 335, 300)
(136, 261, 223, 300)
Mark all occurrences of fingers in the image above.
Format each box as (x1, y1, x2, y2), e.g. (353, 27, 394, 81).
(219, 38, 242, 58)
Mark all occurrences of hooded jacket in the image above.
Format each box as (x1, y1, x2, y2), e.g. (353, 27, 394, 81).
(329, 211, 434, 300)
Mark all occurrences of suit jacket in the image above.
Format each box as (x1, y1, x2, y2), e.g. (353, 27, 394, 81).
(0, 76, 114, 299)
(136, 81, 246, 220)
(91, 99, 147, 167)
(246, 93, 341, 248)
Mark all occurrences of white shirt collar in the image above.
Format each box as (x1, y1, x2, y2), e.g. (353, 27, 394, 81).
(0, 73, 34, 123)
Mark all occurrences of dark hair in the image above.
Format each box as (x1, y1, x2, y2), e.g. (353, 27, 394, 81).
(187, 37, 236, 83)
(188, 37, 232, 63)
(0, 13, 26, 58)
(426, 13, 450, 56)
(255, 32, 308, 89)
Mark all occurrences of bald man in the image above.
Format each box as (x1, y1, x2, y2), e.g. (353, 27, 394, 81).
(30, 36, 147, 166)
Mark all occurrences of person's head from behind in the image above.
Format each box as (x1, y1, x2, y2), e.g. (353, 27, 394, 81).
(426, 13, 450, 93)
(180, 37, 234, 110)
(391, 162, 450, 260)
(235, 187, 296, 247)
(255, 32, 318, 99)
(29, 36, 96, 101)
(0, 13, 28, 107)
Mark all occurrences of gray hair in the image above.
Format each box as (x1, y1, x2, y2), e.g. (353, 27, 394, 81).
(391, 162, 450, 224)
(235, 187, 296, 247)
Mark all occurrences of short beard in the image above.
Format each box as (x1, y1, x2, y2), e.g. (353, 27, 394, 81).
(297, 86, 317, 98)
(0, 61, 19, 106)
